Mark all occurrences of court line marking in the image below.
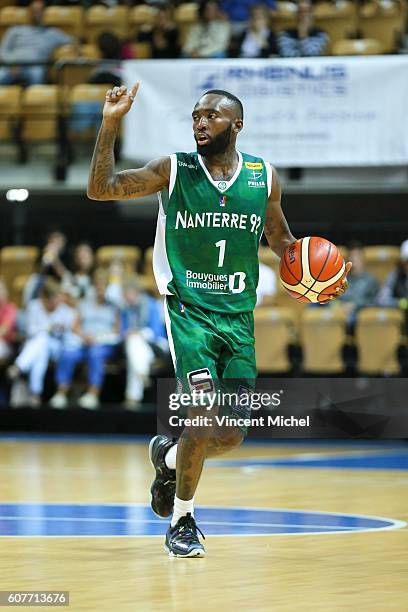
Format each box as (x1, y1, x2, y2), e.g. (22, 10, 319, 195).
(0, 516, 360, 530)
(0, 503, 405, 537)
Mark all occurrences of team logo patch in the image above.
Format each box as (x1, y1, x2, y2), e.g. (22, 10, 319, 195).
(245, 162, 263, 170)
(187, 368, 214, 394)
(217, 181, 227, 191)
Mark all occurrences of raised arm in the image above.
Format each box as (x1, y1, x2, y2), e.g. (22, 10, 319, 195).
(263, 166, 296, 257)
(87, 83, 170, 201)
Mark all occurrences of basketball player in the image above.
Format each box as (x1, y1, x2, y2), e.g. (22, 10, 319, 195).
(88, 83, 351, 557)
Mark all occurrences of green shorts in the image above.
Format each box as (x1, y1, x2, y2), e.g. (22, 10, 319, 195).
(164, 295, 256, 432)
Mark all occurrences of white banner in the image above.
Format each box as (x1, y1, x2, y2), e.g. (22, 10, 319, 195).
(122, 56, 408, 167)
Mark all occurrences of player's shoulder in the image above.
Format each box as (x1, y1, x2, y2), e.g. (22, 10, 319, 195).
(173, 152, 199, 170)
(240, 151, 271, 167)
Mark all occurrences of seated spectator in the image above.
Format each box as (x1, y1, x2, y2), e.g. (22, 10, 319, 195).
(121, 277, 168, 409)
(221, 0, 276, 34)
(339, 242, 379, 331)
(378, 239, 408, 310)
(230, 4, 277, 58)
(0, 279, 17, 362)
(0, 0, 76, 86)
(61, 242, 95, 302)
(49, 270, 120, 410)
(277, 0, 328, 58)
(256, 261, 277, 306)
(135, 6, 181, 59)
(7, 278, 76, 407)
(70, 32, 122, 133)
(183, 0, 231, 59)
(89, 31, 122, 88)
(23, 230, 69, 305)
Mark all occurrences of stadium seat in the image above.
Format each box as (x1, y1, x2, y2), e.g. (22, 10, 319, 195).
(355, 307, 403, 374)
(0, 0, 17, 9)
(84, 6, 129, 43)
(301, 307, 347, 373)
(258, 245, 280, 274)
(0, 85, 21, 142)
(0, 247, 39, 297)
(129, 42, 152, 59)
(313, 1, 358, 53)
(0, 6, 28, 38)
(270, 1, 297, 32)
(21, 85, 59, 142)
(174, 2, 198, 45)
(43, 6, 83, 38)
(254, 307, 295, 373)
(69, 83, 111, 138)
(333, 38, 384, 55)
(143, 246, 154, 276)
(52, 44, 79, 62)
(358, 0, 405, 53)
(96, 246, 141, 273)
(128, 5, 157, 39)
(364, 245, 400, 284)
(11, 273, 30, 307)
(80, 44, 101, 60)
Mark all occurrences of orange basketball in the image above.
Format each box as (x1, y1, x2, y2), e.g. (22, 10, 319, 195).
(279, 237, 345, 303)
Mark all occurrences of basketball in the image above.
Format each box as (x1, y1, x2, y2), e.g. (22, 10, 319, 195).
(279, 237, 345, 303)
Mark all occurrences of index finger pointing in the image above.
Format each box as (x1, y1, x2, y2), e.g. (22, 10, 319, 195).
(130, 82, 140, 99)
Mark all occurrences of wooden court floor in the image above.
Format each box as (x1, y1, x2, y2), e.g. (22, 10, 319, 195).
(0, 437, 407, 612)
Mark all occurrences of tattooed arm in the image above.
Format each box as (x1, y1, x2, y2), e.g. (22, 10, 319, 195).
(87, 82, 170, 201)
(263, 166, 296, 257)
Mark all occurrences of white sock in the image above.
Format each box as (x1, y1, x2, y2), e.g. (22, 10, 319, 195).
(165, 443, 177, 470)
(171, 496, 194, 527)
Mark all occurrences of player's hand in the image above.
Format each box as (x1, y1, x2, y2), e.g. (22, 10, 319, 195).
(322, 261, 352, 303)
(103, 83, 139, 123)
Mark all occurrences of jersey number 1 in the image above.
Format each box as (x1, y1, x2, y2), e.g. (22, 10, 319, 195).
(215, 239, 226, 267)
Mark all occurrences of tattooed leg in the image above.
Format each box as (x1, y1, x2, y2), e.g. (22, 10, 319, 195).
(175, 406, 244, 500)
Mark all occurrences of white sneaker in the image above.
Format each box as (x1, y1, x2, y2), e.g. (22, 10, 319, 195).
(78, 393, 99, 409)
(49, 393, 68, 409)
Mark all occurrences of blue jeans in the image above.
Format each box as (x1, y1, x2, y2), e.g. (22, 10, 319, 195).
(0, 65, 45, 86)
(56, 344, 116, 388)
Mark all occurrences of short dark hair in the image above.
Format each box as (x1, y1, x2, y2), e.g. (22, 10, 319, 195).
(202, 89, 244, 120)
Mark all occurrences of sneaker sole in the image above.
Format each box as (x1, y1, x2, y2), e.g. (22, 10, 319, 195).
(149, 436, 173, 520)
(164, 544, 206, 558)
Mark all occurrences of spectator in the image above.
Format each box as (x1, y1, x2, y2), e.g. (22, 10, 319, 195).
(230, 4, 277, 58)
(277, 0, 328, 58)
(0, 279, 17, 362)
(23, 230, 69, 305)
(49, 270, 120, 409)
(89, 31, 122, 87)
(256, 261, 277, 306)
(339, 242, 379, 331)
(378, 239, 408, 310)
(136, 6, 181, 59)
(0, 0, 76, 86)
(221, 0, 276, 34)
(61, 242, 95, 301)
(121, 277, 167, 409)
(183, 0, 231, 59)
(7, 278, 76, 407)
(70, 32, 122, 133)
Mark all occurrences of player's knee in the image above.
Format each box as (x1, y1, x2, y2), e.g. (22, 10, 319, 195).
(225, 428, 245, 450)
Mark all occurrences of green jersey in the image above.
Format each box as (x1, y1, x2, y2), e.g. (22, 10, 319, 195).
(153, 151, 271, 313)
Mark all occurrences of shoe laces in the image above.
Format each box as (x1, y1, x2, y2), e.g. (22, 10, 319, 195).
(176, 513, 205, 541)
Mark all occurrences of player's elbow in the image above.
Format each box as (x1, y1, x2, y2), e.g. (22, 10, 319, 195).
(87, 188, 107, 201)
